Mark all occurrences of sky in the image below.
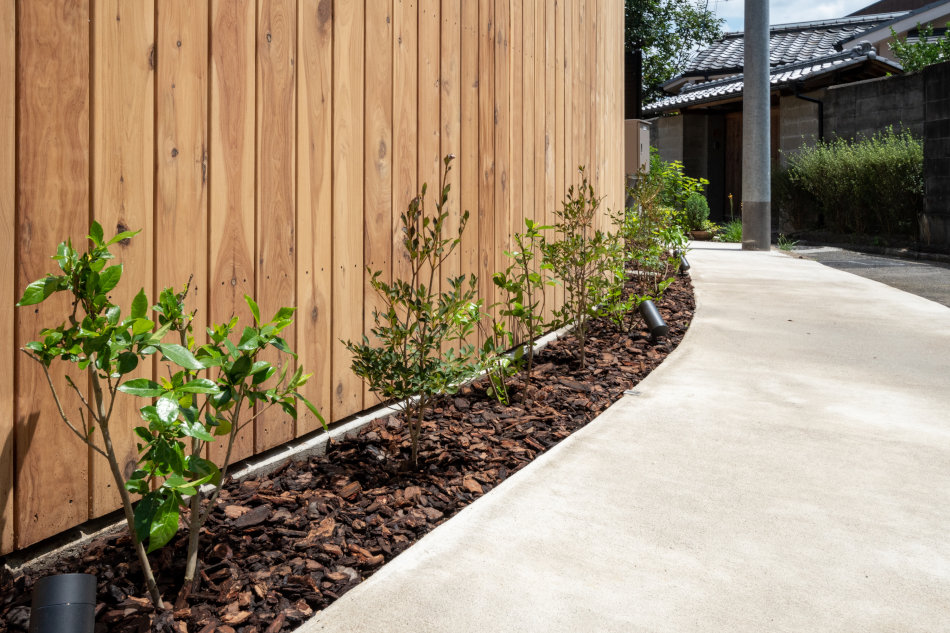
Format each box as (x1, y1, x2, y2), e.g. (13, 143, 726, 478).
(711, 0, 884, 31)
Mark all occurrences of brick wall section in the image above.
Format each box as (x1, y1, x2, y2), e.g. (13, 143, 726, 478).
(824, 73, 925, 141)
(779, 90, 823, 165)
(650, 115, 684, 164)
(922, 60, 950, 247)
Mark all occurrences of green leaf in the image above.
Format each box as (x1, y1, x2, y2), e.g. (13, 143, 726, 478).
(237, 327, 260, 351)
(118, 378, 166, 397)
(187, 456, 221, 486)
(131, 288, 148, 319)
(147, 494, 180, 552)
(155, 397, 180, 425)
(180, 417, 214, 442)
(116, 352, 138, 375)
(133, 493, 160, 542)
(213, 416, 232, 436)
(88, 221, 104, 246)
(131, 318, 155, 336)
(105, 228, 141, 247)
(227, 355, 253, 382)
(178, 378, 220, 394)
(245, 295, 261, 325)
(158, 343, 204, 370)
(99, 265, 123, 294)
(17, 276, 62, 306)
(296, 392, 327, 431)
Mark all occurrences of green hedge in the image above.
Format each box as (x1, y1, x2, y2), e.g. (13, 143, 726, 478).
(774, 128, 924, 236)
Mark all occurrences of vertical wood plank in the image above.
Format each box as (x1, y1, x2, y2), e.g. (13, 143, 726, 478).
(156, 0, 209, 359)
(510, 0, 523, 318)
(539, 0, 553, 324)
(392, 0, 417, 296)
(15, 0, 89, 548)
(255, 0, 296, 450)
(210, 0, 256, 459)
(296, 0, 333, 434)
(418, 0, 440, 223)
(364, 0, 393, 405)
(459, 0, 478, 346)
(548, 0, 561, 316)
(521, 0, 533, 231)
(91, 0, 155, 517)
(493, 0, 509, 318)
(0, 0, 14, 554)
(332, 0, 364, 420)
(440, 0, 461, 298)
(477, 0, 494, 335)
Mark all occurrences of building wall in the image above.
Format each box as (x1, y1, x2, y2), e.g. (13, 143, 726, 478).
(778, 89, 824, 164)
(922, 60, 950, 247)
(824, 73, 925, 141)
(651, 114, 684, 164)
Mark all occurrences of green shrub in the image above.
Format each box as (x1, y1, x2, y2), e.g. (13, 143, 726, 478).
(683, 192, 710, 231)
(715, 218, 743, 243)
(649, 148, 708, 217)
(775, 127, 923, 236)
(889, 22, 950, 72)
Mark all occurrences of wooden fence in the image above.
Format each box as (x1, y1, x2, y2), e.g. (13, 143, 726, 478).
(0, 0, 623, 554)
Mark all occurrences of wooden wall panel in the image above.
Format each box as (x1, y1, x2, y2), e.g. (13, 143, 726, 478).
(363, 0, 393, 405)
(392, 0, 417, 297)
(477, 0, 494, 332)
(255, 0, 297, 451)
(548, 0, 561, 320)
(90, 0, 155, 517)
(15, 0, 90, 548)
(418, 0, 441, 229)
(510, 0, 523, 285)
(440, 0, 461, 295)
(156, 0, 208, 338)
(0, 0, 14, 555)
(459, 0, 479, 346)
(210, 0, 256, 459)
(296, 0, 333, 435)
(521, 0, 534, 234)
(493, 0, 510, 314)
(331, 0, 365, 420)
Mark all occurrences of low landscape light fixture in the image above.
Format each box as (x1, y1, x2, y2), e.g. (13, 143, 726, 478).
(639, 299, 669, 341)
(673, 249, 690, 274)
(29, 573, 96, 633)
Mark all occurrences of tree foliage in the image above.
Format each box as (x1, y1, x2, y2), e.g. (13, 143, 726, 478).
(625, 0, 724, 104)
(889, 22, 950, 73)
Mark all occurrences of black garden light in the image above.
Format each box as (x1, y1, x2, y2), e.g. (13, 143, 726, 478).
(29, 573, 96, 633)
(639, 299, 669, 341)
(673, 249, 690, 274)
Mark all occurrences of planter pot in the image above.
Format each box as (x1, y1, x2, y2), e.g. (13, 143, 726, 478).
(688, 230, 712, 241)
(30, 573, 96, 633)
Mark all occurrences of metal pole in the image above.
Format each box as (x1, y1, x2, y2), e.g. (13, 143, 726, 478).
(742, 0, 771, 250)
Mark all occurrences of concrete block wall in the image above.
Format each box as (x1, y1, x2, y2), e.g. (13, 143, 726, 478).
(824, 73, 925, 142)
(922, 60, 950, 248)
(650, 115, 684, 164)
(779, 90, 823, 164)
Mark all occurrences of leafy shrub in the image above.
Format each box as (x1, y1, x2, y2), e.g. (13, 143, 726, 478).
(683, 192, 710, 231)
(346, 155, 480, 468)
(715, 218, 743, 243)
(890, 22, 950, 72)
(17, 223, 321, 607)
(650, 148, 709, 216)
(775, 127, 923, 236)
(542, 168, 614, 368)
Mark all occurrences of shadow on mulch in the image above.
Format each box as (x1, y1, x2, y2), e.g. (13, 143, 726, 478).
(0, 275, 695, 633)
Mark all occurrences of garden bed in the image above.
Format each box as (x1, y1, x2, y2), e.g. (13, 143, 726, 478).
(0, 275, 694, 633)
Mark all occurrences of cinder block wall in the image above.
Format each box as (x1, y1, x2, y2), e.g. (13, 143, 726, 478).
(922, 60, 950, 247)
(779, 90, 824, 164)
(824, 73, 925, 141)
(650, 115, 684, 164)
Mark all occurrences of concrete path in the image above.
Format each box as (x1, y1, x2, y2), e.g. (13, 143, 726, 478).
(301, 243, 950, 633)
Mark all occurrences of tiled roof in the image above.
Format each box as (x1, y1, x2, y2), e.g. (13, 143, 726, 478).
(679, 13, 907, 77)
(644, 48, 903, 114)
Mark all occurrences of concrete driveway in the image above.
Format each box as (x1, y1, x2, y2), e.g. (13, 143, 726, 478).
(300, 242, 950, 633)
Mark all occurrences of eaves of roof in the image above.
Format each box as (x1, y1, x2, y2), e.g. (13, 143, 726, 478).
(644, 48, 904, 115)
(835, 0, 950, 47)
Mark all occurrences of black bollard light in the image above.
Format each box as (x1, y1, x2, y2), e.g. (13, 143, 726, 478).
(29, 573, 96, 633)
(639, 299, 669, 341)
(673, 249, 690, 274)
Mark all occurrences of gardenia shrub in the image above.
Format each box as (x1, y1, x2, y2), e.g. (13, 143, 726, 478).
(774, 127, 923, 236)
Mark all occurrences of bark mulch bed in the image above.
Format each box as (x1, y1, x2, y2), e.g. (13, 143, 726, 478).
(1, 275, 694, 633)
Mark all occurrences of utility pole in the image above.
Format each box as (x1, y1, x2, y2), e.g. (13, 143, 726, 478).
(742, 0, 771, 250)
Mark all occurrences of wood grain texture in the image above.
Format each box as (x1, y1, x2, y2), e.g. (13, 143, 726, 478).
(440, 0, 461, 298)
(493, 0, 510, 321)
(459, 0, 479, 348)
(0, 0, 14, 555)
(331, 0, 365, 420)
(90, 0, 155, 517)
(391, 0, 417, 298)
(510, 0, 523, 301)
(538, 0, 553, 325)
(363, 0, 393, 405)
(210, 0, 256, 460)
(477, 0, 494, 337)
(548, 0, 561, 319)
(418, 0, 440, 233)
(156, 0, 208, 337)
(520, 0, 534, 236)
(255, 0, 297, 450)
(15, 0, 90, 548)
(296, 0, 334, 434)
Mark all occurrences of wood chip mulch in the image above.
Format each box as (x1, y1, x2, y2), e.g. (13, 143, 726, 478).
(1, 275, 694, 633)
